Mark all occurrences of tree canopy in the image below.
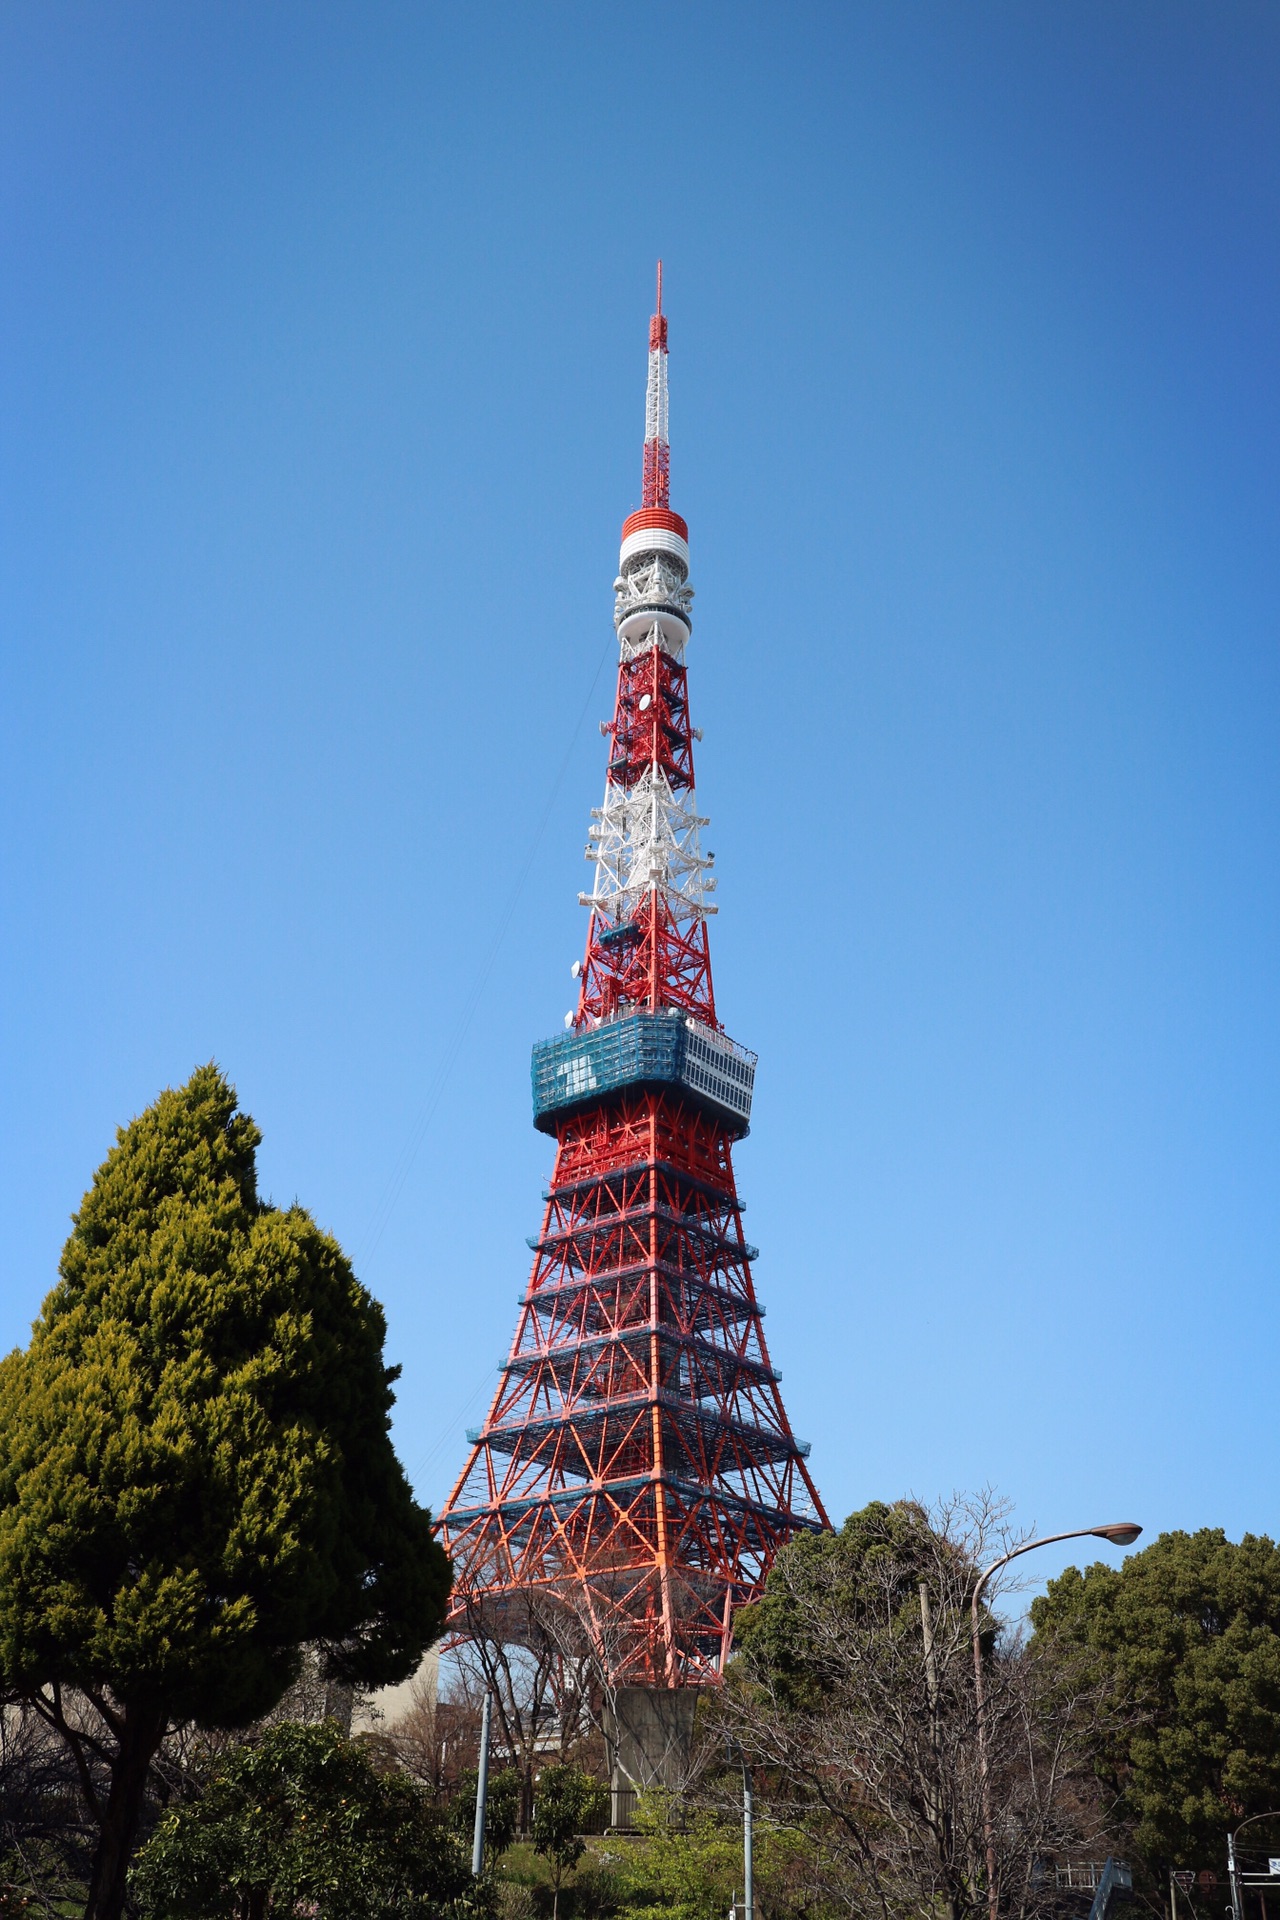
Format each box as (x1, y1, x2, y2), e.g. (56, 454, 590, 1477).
(1032, 1527, 1280, 1872)
(131, 1720, 471, 1920)
(0, 1065, 451, 1920)
(733, 1498, 971, 1707)
(450, 1765, 521, 1866)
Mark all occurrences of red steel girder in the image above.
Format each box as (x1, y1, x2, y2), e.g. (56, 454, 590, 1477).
(438, 1090, 829, 1688)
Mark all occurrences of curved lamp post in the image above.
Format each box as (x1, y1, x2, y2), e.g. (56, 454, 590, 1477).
(971, 1521, 1142, 1920)
(1227, 1808, 1280, 1920)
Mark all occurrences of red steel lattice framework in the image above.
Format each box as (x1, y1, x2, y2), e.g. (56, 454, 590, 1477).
(438, 270, 829, 1689)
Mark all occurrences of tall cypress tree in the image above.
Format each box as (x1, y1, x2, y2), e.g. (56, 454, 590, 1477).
(1033, 1529, 1280, 1874)
(0, 1065, 451, 1920)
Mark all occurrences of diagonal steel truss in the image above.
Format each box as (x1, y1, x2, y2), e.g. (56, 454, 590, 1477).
(439, 1091, 827, 1685)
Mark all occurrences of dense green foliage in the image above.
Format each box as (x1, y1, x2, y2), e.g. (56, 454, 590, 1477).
(131, 1721, 471, 1920)
(498, 1796, 795, 1920)
(450, 1767, 521, 1866)
(733, 1498, 969, 1705)
(0, 1065, 451, 1919)
(605, 1797, 776, 1920)
(0, 1063, 449, 1717)
(1032, 1528, 1280, 1871)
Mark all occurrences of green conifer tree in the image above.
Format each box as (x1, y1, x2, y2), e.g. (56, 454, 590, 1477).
(0, 1065, 451, 1920)
(1033, 1528, 1280, 1874)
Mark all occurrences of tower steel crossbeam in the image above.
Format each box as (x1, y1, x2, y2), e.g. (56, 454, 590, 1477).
(438, 269, 829, 1701)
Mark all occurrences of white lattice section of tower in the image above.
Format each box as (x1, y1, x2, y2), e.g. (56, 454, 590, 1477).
(578, 767, 717, 922)
(644, 344, 669, 450)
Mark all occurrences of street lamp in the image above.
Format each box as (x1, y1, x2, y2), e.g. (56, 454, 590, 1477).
(971, 1522, 1141, 1920)
(725, 1739, 754, 1920)
(1227, 1808, 1280, 1920)
(471, 1689, 495, 1878)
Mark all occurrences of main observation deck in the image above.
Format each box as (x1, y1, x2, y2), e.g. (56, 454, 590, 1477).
(531, 1008, 756, 1135)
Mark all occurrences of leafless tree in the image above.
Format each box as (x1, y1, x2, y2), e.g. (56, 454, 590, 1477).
(705, 1493, 1125, 1920)
(523, 1572, 699, 1799)
(388, 1672, 484, 1801)
(0, 1695, 228, 1914)
(0, 1696, 98, 1916)
(446, 1590, 602, 1829)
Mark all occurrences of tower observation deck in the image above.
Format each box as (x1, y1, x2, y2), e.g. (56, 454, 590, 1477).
(437, 269, 829, 1710)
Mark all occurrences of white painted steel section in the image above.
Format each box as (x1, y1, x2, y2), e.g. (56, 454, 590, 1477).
(616, 605, 690, 652)
(579, 766, 717, 923)
(644, 346, 669, 450)
(619, 525, 689, 570)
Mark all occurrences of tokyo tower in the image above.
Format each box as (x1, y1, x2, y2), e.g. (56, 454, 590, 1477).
(438, 270, 828, 1739)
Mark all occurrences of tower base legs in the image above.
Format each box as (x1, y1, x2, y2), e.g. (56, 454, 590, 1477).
(605, 1686, 698, 1825)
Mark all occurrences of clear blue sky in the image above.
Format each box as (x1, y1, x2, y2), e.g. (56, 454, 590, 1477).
(3, 4, 1277, 1601)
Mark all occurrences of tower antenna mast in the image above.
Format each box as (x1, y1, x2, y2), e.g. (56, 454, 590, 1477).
(642, 260, 670, 510)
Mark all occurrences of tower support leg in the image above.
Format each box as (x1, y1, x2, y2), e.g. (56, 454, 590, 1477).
(605, 1687, 698, 1826)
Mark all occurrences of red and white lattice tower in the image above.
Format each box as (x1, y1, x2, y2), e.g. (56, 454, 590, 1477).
(438, 269, 829, 1703)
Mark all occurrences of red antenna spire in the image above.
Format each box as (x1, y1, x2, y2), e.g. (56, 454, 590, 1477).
(642, 259, 670, 508)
